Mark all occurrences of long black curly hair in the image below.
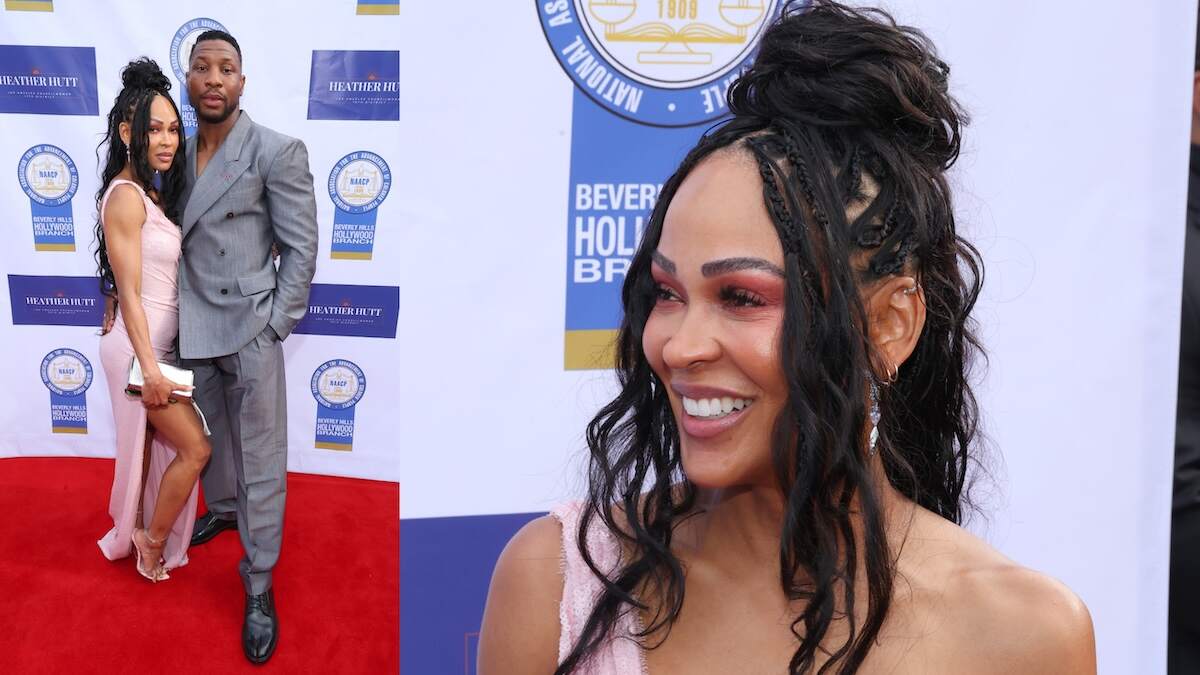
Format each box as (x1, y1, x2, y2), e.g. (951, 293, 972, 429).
(94, 57, 186, 296)
(558, 2, 985, 673)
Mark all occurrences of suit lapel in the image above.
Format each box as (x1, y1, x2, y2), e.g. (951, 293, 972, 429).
(180, 135, 197, 217)
(182, 111, 254, 237)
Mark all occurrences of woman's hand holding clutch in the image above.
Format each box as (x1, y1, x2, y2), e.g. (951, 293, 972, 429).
(141, 370, 193, 408)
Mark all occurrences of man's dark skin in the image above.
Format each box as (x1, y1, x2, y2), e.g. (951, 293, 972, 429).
(183, 37, 281, 665)
(187, 40, 243, 176)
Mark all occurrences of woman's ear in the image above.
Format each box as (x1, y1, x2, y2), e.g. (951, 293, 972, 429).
(866, 275, 926, 378)
(118, 121, 131, 150)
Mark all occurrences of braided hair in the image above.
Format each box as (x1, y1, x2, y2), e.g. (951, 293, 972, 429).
(94, 57, 187, 296)
(558, 2, 984, 673)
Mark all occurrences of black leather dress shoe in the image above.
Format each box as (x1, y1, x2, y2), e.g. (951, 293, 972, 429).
(243, 589, 278, 664)
(190, 511, 237, 546)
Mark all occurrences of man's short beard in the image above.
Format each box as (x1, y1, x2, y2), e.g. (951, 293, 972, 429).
(197, 103, 236, 124)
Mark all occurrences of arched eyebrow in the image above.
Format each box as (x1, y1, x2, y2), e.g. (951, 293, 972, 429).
(701, 257, 785, 278)
(651, 251, 676, 275)
(652, 252, 785, 278)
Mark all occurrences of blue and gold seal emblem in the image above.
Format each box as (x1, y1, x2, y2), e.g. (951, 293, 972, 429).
(311, 359, 367, 450)
(328, 151, 391, 260)
(40, 347, 92, 433)
(18, 144, 79, 251)
(539, 0, 778, 127)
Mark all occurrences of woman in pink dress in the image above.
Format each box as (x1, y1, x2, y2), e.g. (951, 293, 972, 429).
(95, 58, 210, 582)
(480, 2, 1095, 673)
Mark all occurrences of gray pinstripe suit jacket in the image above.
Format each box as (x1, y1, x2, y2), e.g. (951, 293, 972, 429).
(178, 111, 318, 360)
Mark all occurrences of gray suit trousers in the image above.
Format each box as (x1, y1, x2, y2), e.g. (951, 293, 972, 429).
(186, 329, 287, 595)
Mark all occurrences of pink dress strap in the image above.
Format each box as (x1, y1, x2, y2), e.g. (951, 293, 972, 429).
(550, 501, 648, 675)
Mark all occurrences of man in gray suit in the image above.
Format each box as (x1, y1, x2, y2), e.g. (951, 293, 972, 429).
(178, 30, 317, 664)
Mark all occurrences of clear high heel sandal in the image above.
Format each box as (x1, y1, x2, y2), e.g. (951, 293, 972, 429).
(131, 528, 170, 583)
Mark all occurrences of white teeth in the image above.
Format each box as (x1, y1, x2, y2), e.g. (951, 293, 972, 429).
(681, 396, 753, 418)
(683, 397, 698, 416)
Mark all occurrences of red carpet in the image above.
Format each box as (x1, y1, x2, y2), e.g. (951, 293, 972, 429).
(0, 457, 398, 674)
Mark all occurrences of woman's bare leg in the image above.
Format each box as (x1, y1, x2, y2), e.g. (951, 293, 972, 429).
(137, 426, 153, 529)
(143, 403, 210, 545)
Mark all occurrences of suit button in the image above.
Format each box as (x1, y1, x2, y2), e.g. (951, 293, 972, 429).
(225, 211, 235, 219)
(220, 288, 228, 295)
(218, 249, 225, 256)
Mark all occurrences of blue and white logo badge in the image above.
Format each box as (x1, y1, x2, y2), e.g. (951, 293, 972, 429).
(40, 347, 92, 433)
(307, 50, 400, 121)
(293, 283, 400, 339)
(8, 274, 103, 326)
(311, 359, 366, 451)
(0, 45, 98, 116)
(328, 151, 391, 260)
(539, 0, 778, 127)
(170, 17, 229, 136)
(18, 144, 79, 252)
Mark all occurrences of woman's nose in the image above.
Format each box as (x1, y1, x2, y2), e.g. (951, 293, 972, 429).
(661, 306, 721, 370)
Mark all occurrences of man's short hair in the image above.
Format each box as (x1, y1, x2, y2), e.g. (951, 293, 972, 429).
(190, 29, 242, 64)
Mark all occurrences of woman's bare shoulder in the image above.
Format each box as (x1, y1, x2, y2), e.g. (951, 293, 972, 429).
(946, 562, 1094, 673)
(899, 511, 1096, 674)
(102, 182, 147, 230)
(477, 515, 564, 675)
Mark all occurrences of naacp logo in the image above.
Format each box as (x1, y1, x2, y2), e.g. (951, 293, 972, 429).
(539, 0, 778, 126)
(328, 152, 391, 259)
(311, 359, 366, 410)
(328, 152, 391, 214)
(40, 348, 92, 397)
(311, 359, 365, 451)
(40, 347, 91, 433)
(18, 144, 79, 251)
(18, 144, 77, 207)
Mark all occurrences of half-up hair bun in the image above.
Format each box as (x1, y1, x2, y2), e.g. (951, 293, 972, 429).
(729, 0, 964, 171)
(120, 57, 172, 94)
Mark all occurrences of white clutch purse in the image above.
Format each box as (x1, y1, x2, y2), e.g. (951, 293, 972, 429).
(126, 357, 195, 401)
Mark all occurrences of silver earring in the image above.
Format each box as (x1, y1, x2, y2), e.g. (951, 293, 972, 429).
(868, 379, 881, 456)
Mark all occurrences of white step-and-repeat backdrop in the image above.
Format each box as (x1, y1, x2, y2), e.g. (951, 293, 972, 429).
(0, 0, 400, 481)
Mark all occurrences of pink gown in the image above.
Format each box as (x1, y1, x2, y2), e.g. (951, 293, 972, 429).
(96, 178, 198, 571)
(552, 501, 648, 674)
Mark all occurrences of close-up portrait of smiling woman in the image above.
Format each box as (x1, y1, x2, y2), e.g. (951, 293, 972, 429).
(478, 2, 1096, 673)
